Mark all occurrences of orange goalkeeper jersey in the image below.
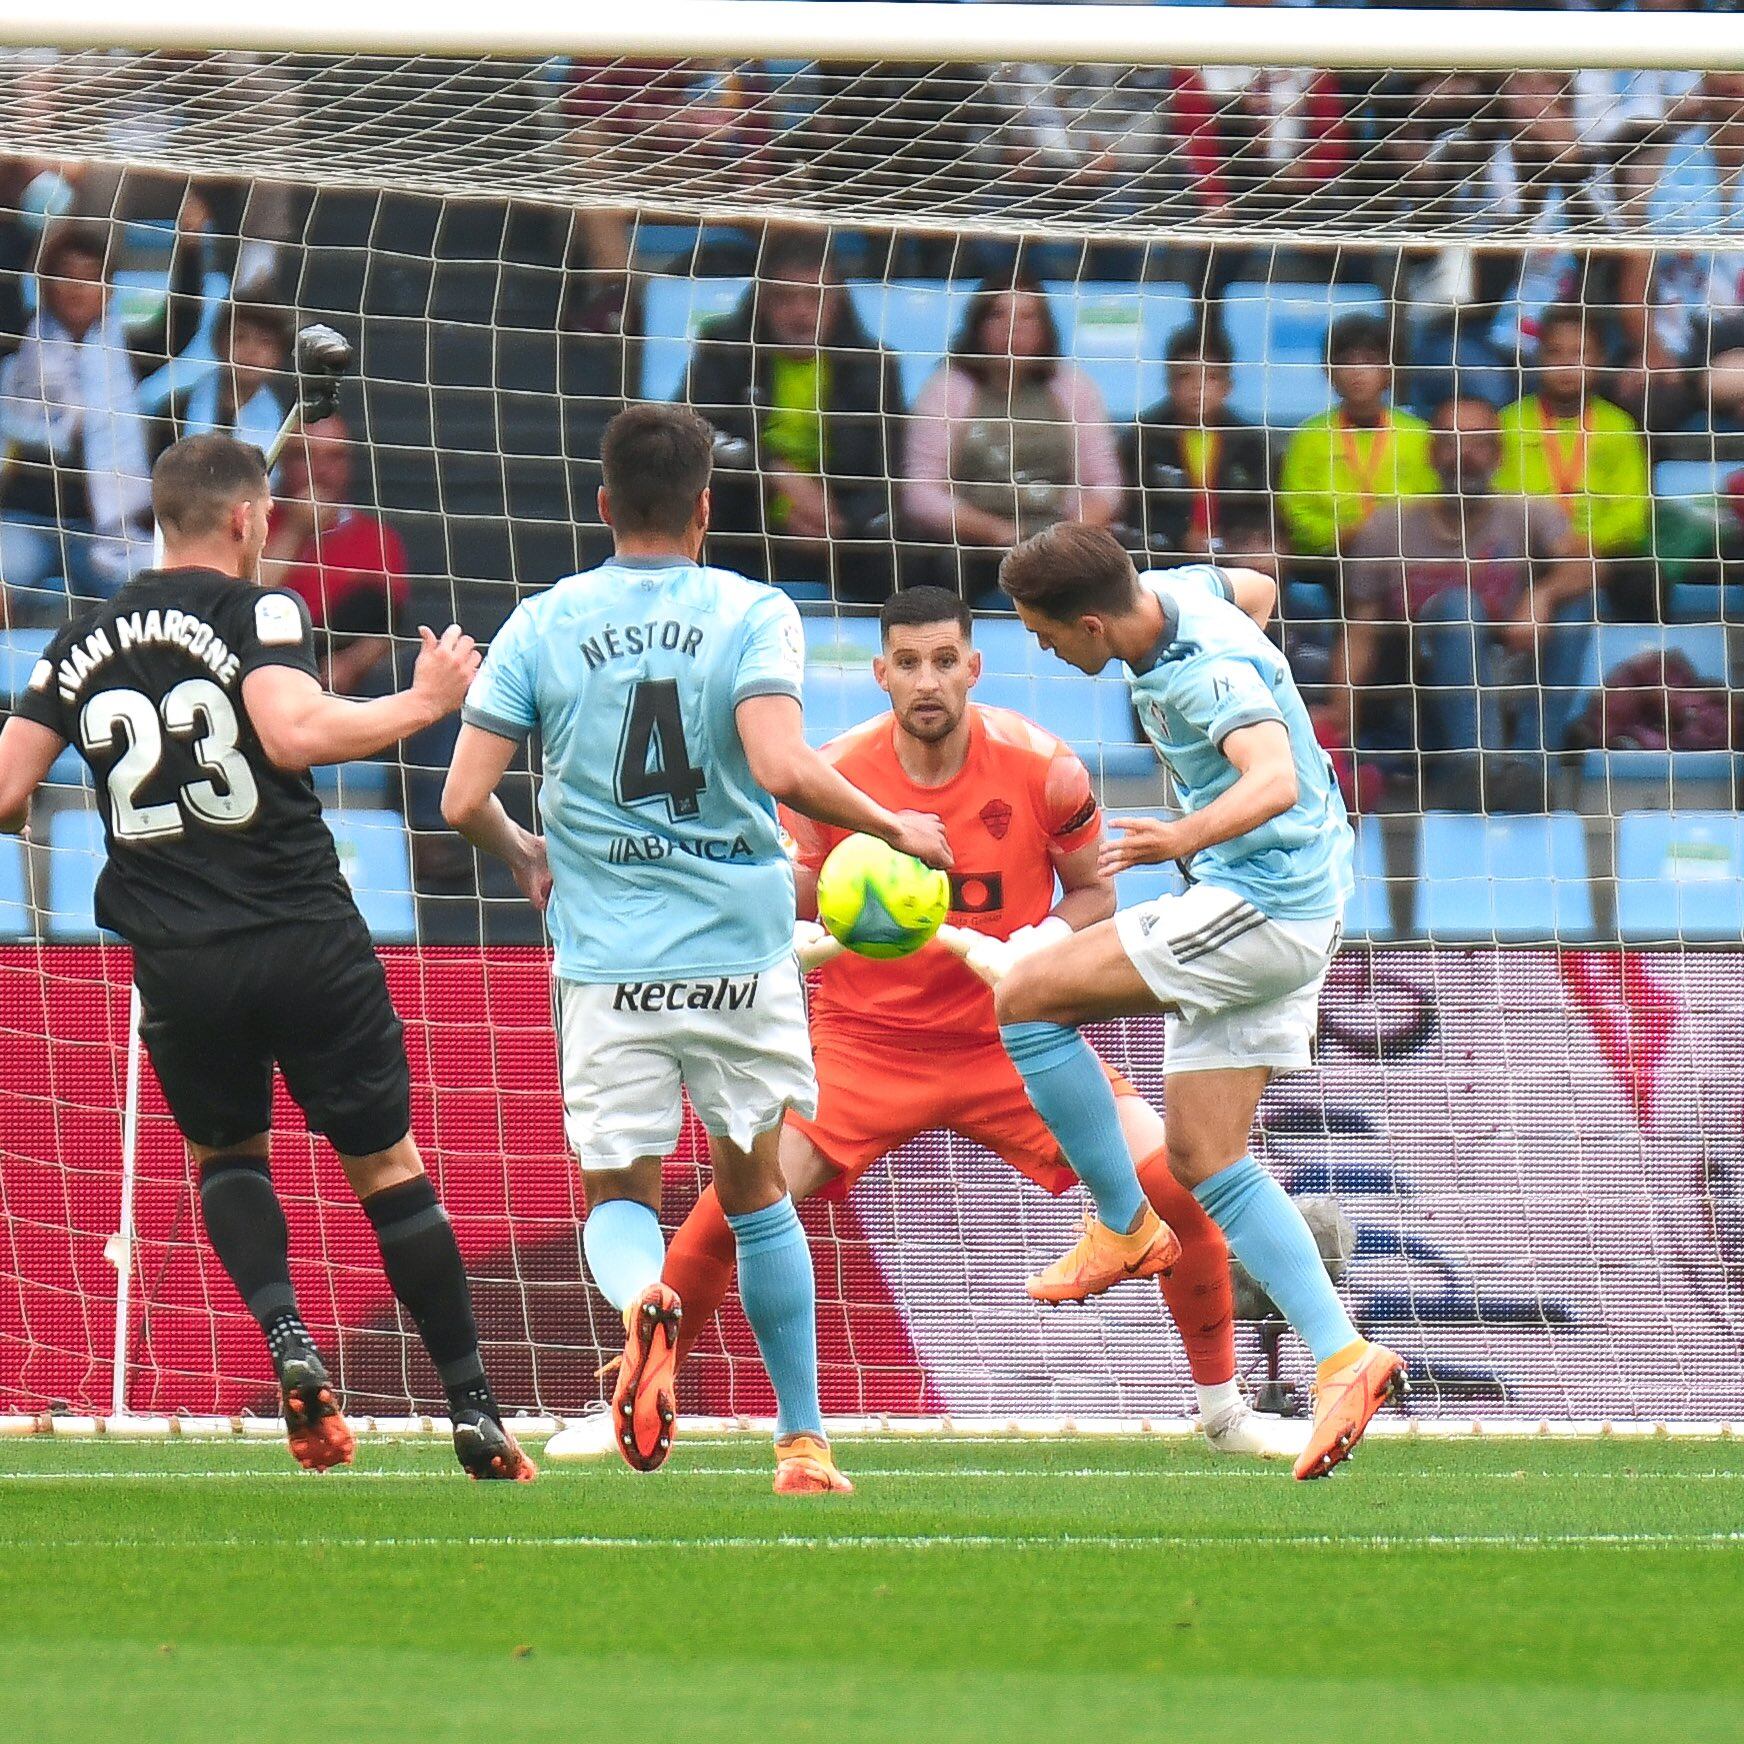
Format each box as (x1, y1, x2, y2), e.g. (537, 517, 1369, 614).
(783, 703, 1101, 1046)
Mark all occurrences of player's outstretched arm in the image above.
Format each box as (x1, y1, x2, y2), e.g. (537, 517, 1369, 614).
(439, 724, 551, 911)
(1100, 719, 1298, 876)
(0, 716, 65, 834)
(737, 693, 953, 870)
(245, 625, 479, 771)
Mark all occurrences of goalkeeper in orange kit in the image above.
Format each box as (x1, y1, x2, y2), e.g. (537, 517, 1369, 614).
(546, 587, 1303, 1461)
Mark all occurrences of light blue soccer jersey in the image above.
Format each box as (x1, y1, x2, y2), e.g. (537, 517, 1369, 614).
(1125, 564, 1353, 921)
(463, 556, 806, 982)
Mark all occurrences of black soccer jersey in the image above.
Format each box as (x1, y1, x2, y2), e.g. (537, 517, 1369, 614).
(12, 567, 359, 945)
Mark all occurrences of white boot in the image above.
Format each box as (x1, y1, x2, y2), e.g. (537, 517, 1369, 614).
(541, 1405, 618, 1462)
(1200, 1402, 1313, 1461)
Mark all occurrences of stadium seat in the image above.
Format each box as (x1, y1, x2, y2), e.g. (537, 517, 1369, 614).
(324, 809, 417, 942)
(43, 808, 107, 941)
(0, 833, 28, 938)
(1113, 863, 1187, 908)
(846, 279, 979, 405)
(1573, 622, 1735, 790)
(0, 628, 53, 707)
(802, 612, 884, 664)
(1413, 813, 1595, 943)
(1616, 811, 1744, 942)
(311, 761, 394, 806)
(639, 275, 752, 401)
(799, 664, 887, 745)
(777, 580, 833, 604)
(1344, 813, 1394, 942)
(1652, 458, 1732, 502)
(1041, 281, 1192, 420)
(1222, 281, 1386, 428)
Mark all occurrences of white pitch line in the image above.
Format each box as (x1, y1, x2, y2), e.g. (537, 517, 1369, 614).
(2, 1531, 1741, 1553)
(4, 1466, 1744, 1484)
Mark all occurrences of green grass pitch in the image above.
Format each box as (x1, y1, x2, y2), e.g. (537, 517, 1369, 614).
(2, 1434, 1741, 1742)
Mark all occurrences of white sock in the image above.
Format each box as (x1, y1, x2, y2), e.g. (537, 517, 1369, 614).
(1196, 1378, 1243, 1422)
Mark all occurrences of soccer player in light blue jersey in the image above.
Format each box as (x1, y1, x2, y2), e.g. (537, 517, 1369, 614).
(440, 405, 950, 1494)
(975, 521, 1404, 1481)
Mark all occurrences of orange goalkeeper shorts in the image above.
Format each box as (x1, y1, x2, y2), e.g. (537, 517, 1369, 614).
(787, 1025, 1138, 1200)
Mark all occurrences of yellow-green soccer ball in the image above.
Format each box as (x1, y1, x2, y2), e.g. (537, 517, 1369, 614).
(815, 833, 950, 961)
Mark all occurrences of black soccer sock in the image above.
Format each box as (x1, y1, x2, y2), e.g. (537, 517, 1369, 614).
(362, 1175, 499, 1421)
(197, 1153, 313, 1367)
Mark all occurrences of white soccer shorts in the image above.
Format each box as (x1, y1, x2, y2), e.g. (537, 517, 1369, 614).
(556, 956, 818, 1167)
(1113, 882, 1341, 1075)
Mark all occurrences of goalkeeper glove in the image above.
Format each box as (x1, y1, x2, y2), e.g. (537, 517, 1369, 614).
(935, 915, 1071, 989)
(794, 919, 846, 971)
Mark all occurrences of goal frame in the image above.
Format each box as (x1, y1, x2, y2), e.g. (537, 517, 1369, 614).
(2, 1, 1741, 1442)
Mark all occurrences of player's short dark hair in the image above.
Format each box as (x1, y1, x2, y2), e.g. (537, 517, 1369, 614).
(152, 433, 270, 538)
(601, 403, 715, 539)
(1325, 311, 1393, 369)
(1166, 321, 1233, 368)
(999, 523, 1140, 621)
(1536, 302, 1594, 350)
(880, 586, 973, 643)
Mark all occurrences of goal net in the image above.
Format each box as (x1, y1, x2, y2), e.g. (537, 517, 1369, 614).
(1, 8, 1741, 1433)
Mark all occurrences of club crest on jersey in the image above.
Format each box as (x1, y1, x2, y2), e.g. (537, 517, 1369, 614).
(978, 799, 1013, 841)
(254, 593, 303, 647)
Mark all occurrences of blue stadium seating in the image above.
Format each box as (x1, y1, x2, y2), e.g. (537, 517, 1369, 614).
(0, 833, 28, 938)
(43, 808, 107, 941)
(1573, 622, 1735, 789)
(1413, 813, 1595, 942)
(1039, 282, 1193, 421)
(1616, 811, 1744, 942)
(969, 616, 1154, 780)
(311, 761, 394, 806)
(1113, 863, 1188, 908)
(846, 279, 979, 405)
(1344, 813, 1394, 942)
(324, 809, 417, 942)
(1653, 458, 1732, 502)
(640, 275, 752, 401)
(1222, 281, 1386, 428)
(0, 628, 53, 706)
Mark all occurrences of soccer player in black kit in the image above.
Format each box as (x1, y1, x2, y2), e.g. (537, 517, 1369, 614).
(0, 434, 539, 1481)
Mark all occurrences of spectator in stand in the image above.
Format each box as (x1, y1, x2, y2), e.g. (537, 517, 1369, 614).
(1620, 72, 1744, 434)
(0, 208, 205, 618)
(1278, 312, 1437, 560)
(1496, 303, 1651, 607)
(1192, 59, 1354, 221)
(1125, 322, 1271, 564)
(684, 231, 901, 601)
(1483, 73, 1613, 369)
(901, 270, 1123, 598)
(155, 298, 290, 457)
(1328, 396, 1594, 809)
(259, 414, 407, 696)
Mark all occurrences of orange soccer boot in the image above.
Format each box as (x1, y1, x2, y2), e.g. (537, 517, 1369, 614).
(1026, 1207, 1181, 1304)
(612, 1282, 682, 1472)
(1293, 1341, 1407, 1481)
(773, 1432, 854, 1495)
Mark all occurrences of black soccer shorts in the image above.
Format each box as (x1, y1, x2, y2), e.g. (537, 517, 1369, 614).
(132, 913, 411, 1157)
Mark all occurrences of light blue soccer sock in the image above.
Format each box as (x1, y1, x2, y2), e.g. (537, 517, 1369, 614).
(727, 1196, 823, 1438)
(1000, 1021, 1148, 1233)
(582, 1199, 666, 1312)
(1193, 1156, 1359, 1364)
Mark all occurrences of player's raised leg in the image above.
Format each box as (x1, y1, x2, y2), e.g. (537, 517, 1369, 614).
(992, 922, 1179, 1302)
(1163, 1067, 1403, 1478)
(192, 1134, 354, 1472)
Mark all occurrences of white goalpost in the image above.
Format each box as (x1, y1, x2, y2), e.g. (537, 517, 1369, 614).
(1, 4, 1742, 1443)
